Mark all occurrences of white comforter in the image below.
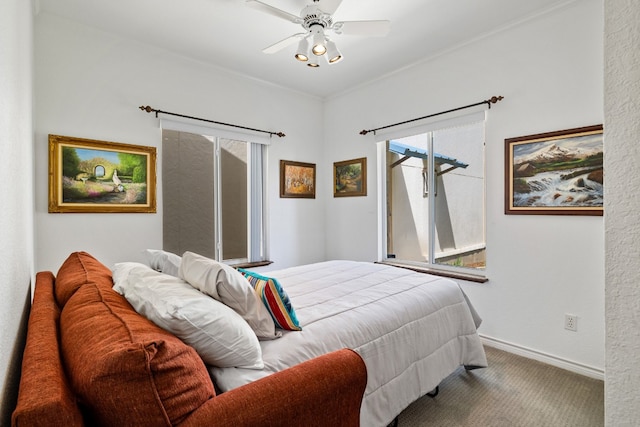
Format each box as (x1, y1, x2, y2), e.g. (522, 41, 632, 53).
(210, 260, 487, 427)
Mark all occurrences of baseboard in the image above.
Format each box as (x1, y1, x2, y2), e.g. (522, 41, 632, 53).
(479, 334, 605, 381)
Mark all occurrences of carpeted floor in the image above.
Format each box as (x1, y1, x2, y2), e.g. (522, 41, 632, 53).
(397, 345, 604, 427)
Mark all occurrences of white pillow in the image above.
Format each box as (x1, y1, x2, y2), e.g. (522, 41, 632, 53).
(179, 251, 281, 340)
(143, 249, 182, 278)
(112, 262, 264, 369)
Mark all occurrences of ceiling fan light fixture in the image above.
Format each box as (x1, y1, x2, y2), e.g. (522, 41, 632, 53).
(307, 55, 320, 68)
(310, 25, 327, 56)
(294, 37, 309, 61)
(312, 42, 327, 56)
(325, 40, 342, 64)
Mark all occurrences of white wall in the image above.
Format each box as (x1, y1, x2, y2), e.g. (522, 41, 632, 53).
(0, 0, 34, 424)
(34, 13, 326, 273)
(324, 0, 605, 372)
(604, 1, 640, 425)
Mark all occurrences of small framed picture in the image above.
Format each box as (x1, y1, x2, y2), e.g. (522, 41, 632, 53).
(505, 125, 603, 216)
(280, 160, 316, 198)
(334, 157, 367, 197)
(48, 134, 157, 213)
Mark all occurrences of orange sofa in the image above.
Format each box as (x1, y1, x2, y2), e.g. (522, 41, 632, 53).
(12, 252, 367, 427)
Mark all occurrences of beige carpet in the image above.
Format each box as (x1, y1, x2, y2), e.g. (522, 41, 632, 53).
(397, 345, 604, 427)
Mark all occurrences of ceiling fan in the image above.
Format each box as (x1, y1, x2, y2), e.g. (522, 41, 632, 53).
(246, 0, 391, 67)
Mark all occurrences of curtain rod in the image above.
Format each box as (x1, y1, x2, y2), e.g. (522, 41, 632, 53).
(139, 105, 286, 138)
(359, 95, 504, 136)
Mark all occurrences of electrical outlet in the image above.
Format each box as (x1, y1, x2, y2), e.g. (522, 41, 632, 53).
(565, 314, 578, 332)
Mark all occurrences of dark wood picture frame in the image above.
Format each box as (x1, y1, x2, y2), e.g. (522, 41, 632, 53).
(48, 134, 157, 213)
(505, 125, 603, 216)
(280, 160, 316, 198)
(334, 157, 367, 197)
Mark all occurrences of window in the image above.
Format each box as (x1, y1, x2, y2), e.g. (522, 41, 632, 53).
(383, 115, 485, 274)
(162, 129, 267, 264)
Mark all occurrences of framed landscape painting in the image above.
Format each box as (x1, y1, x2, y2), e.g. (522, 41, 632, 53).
(504, 125, 603, 216)
(280, 160, 316, 198)
(334, 157, 367, 197)
(48, 134, 157, 213)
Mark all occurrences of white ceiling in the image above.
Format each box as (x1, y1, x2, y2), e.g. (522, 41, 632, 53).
(38, 0, 573, 98)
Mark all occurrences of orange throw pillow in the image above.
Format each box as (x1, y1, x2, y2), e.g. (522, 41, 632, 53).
(55, 251, 113, 307)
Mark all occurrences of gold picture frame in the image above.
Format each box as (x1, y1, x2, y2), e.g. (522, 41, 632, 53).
(48, 134, 157, 213)
(505, 125, 603, 216)
(334, 157, 367, 197)
(280, 160, 316, 199)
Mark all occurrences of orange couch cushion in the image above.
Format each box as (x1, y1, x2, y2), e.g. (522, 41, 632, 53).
(60, 282, 215, 426)
(55, 251, 113, 307)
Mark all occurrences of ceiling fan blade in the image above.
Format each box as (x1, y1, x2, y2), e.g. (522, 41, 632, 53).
(262, 33, 307, 54)
(246, 0, 302, 24)
(333, 20, 391, 36)
(316, 0, 344, 15)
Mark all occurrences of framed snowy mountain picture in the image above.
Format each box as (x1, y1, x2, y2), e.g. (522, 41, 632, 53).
(48, 134, 156, 213)
(505, 125, 603, 216)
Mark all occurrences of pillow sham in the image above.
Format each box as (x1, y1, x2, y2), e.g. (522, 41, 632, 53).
(238, 269, 302, 331)
(180, 251, 281, 340)
(112, 262, 264, 369)
(144, 249, 182, 278)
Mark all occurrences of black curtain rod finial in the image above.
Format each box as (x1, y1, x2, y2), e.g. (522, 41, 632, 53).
(488, 96, 504, 107)
(139, 105, 160, 117)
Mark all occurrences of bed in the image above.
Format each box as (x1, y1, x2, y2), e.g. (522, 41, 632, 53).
(210, 260, 487, 427)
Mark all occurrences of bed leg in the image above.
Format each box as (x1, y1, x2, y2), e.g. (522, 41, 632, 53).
(426, 385, 439, 398)
(387, 416, 399, 427)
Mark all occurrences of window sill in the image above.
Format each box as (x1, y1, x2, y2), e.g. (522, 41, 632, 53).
(377, 261, 489, 283)
(231, 260, 273, 269)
